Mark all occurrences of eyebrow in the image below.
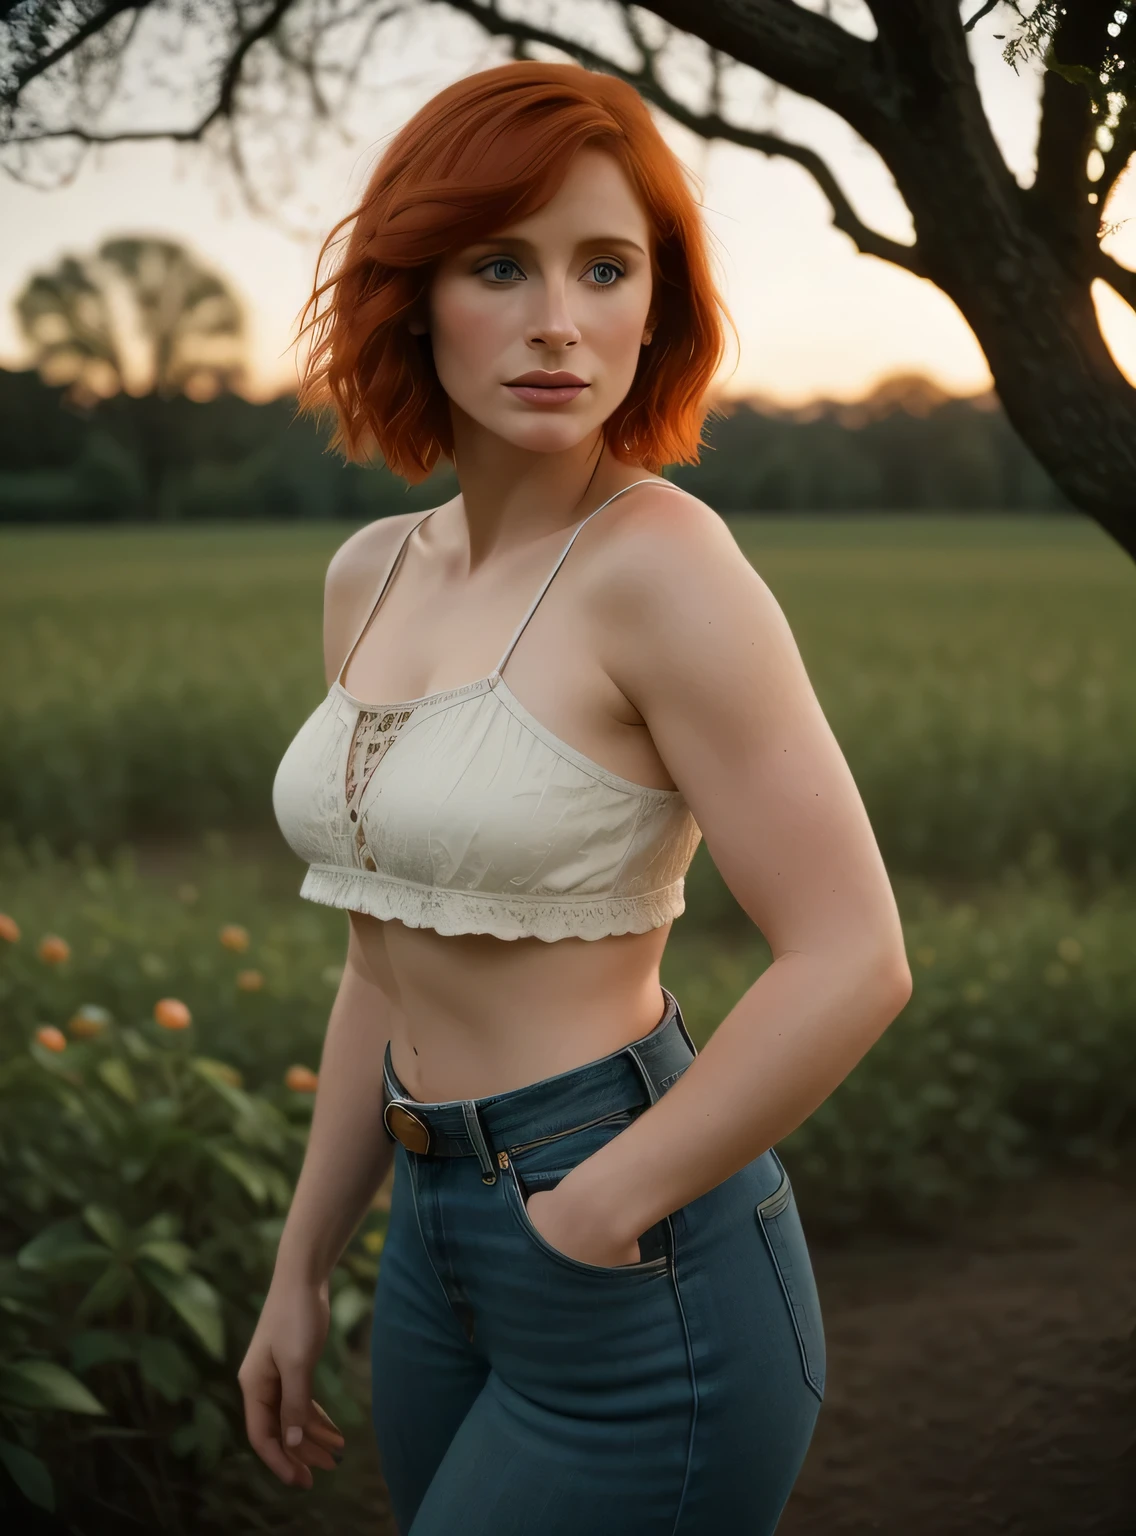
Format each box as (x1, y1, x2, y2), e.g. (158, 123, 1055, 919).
(464, 235, 647, 257)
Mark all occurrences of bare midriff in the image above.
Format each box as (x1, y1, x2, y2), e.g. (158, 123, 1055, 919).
(357, 917, 672, 1103)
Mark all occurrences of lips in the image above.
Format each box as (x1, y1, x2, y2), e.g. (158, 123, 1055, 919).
(505, 371, 587, 387)
(504, 371, 590, 408)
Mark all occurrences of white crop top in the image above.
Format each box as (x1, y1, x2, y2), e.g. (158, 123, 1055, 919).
(272, 478, 704, 942)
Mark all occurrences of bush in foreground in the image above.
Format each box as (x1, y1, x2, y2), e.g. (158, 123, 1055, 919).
(0, 1010, 385, 1532)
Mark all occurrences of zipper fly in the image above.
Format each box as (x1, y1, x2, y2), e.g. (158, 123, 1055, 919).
(505, 1105, 634, 1157)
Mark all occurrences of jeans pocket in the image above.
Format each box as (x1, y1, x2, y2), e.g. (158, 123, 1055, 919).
(755, 1149, 826, 1401)
(503, 1157, 670, 1279)
(502, 1111, 671, 1280)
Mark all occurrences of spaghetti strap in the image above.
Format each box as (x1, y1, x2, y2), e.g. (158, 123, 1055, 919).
(335, 507, 440, 690)
(494, 478, 684, 679)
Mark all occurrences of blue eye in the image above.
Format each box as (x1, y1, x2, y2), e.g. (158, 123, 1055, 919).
(478, 258, 626, 286)
(484, 258, 523, 282)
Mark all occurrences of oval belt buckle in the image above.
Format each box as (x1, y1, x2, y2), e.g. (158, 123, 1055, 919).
(383, 1099, 433, 1156)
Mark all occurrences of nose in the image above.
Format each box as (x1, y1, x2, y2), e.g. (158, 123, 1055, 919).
(526, 276, 580, 351)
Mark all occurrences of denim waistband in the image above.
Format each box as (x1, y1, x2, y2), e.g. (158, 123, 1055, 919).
(381, 986, 697, 1177)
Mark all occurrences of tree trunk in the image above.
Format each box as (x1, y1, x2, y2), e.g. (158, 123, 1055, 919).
(864, 13, 1136, 552)
(886, 144, 1136, 550)
(643, 0, 1136, 558)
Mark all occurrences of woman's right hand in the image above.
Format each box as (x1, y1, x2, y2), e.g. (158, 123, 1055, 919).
(238, 1277, 345, 1488)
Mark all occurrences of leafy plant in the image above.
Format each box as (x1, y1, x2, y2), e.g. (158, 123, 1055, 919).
(0, 985, 385, 1530)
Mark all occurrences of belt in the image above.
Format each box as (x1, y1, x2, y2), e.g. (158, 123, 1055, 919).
(379, 986, 697, 1185)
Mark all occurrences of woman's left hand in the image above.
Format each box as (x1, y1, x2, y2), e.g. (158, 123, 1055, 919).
(523, 1185, 642, 1268)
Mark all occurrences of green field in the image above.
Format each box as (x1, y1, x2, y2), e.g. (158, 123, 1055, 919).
(2, 513, 1135, 1531)
(2, 513, 1134, 881)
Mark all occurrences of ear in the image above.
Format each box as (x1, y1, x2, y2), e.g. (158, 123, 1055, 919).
(408, 319, 428, 336)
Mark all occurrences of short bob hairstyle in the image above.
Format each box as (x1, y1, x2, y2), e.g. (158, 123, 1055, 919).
(294, 60, 735, 484)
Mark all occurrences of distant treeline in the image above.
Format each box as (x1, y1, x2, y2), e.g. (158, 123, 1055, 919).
(0, 365, 1074, 522)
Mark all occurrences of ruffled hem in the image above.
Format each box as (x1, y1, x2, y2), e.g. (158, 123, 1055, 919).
(297, 864, 686, 943)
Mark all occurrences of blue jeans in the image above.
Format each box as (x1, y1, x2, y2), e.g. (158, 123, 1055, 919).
(372, 986, 825, 1535)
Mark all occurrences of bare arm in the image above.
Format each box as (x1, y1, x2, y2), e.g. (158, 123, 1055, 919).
(541, 493, 913, 1260)
(239, 520, 408, 1488)
(274, 916, 395, 1287)
(273, 921, 396, 1284)
(238, 917, 395, 1487)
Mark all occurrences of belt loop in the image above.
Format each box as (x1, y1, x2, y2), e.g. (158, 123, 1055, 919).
(622, 988, 669, 1106)
(461, 1101, 497, 1184)
(623, 989, 695, 1107)
(623, 1043, 661, 1107)
(666, 988, 699, 1058)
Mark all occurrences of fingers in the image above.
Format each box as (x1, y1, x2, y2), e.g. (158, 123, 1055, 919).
(311, 1399, 345, 1439)
(240, 1362, 344, 1488)
(239, 1325, 348, 1492)
(291, 1432, 339, 1473)
(289, 1401, 345, 1472)
(280, 1354, 315, 1454)
(305, 1420, 345, 1458)
(241, 1374, 306, 1487)
(280, 1361, 345, 1486)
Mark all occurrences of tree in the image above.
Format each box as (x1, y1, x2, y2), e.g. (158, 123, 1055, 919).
(15, 234, 249, 516)
(4, 1, 1134, 556)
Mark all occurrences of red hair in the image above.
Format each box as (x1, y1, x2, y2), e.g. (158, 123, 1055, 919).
(294, 61, 736, 483)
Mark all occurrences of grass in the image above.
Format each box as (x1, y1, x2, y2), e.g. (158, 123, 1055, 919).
(1, 514, 1134, 885)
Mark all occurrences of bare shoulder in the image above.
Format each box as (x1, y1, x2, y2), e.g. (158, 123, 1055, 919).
(591, 481, 911, 985)
(325, 510, 420, 598)
(586, 480, 764, 644)
(593, 477, 747, 561)
(322, 511, 423, 688)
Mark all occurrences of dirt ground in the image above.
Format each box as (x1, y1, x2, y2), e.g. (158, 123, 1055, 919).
(778, 1167, 1136, 1536)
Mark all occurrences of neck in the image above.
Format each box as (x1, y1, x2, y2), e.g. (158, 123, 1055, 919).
(442, 411, 645, 572)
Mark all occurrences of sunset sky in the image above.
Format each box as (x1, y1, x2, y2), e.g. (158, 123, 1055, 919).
(2, 4, 1135, 408)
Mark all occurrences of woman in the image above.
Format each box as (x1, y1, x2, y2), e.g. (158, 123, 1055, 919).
(245, 60, 912, 1535)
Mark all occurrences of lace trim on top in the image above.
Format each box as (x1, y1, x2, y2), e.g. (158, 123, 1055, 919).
(298, 863, 687, 944)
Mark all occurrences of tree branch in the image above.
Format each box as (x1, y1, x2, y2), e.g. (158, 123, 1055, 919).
(1026, 1, 1112, 269)
(5, 0, 330, 150)
(1096, 248, 1136, 314)
(961, 0, 1000, 31)
(442, 0, 925, 277)
(5, 0, 298, 146)
(3, 0, 147, 106)
(2, 0, 402, 155)
(638, 0, 889, 143)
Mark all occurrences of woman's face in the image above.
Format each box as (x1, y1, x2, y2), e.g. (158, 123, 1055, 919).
(415, 147, 655, 456)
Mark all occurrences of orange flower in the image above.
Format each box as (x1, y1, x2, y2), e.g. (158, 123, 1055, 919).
(285, 1065, 319, 1093)
(154, 997, 192, 1031)
(35, 1025, 67, 1053)
(235, 969, 264, 992)
(0, 913, 20, 943)
(69, 1004, 112, 1039)
(219, 925, 250, 953)
(37, 935, 71, 965)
